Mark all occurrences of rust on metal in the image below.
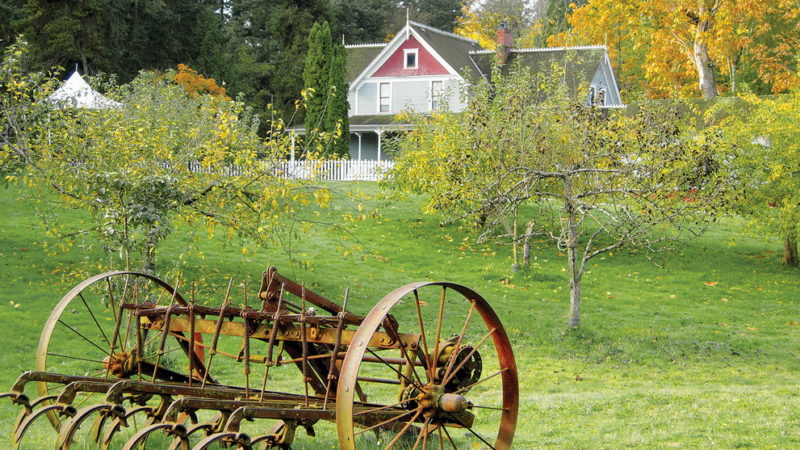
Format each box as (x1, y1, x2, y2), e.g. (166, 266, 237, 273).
(3, 266, 518, 449)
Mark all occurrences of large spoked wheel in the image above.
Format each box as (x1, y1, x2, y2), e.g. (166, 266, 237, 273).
(35, 271, 206, 431)
(336, 282, 518, 449)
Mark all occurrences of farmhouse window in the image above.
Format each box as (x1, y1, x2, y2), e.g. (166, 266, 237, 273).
(431, 80, 444, 111)
(404, 49, 418, 69)
(379, 82, 390, 112)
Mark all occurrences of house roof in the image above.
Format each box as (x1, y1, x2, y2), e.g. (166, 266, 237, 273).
(345, 44, 385, 83)
(469, 46, 607, 94)
(408, 22, 483, 80)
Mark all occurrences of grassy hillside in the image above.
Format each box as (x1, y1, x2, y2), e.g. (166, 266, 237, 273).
(0, 182, 798, 448)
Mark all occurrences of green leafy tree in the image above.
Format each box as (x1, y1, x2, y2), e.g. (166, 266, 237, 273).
(718, 89, 800, 266)
(4, 51, 347, 273)
(0, 39, 61, 181)
(388, 62, 730, 327)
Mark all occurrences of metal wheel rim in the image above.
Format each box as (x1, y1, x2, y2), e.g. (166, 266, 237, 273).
(335, 281, 518, 449)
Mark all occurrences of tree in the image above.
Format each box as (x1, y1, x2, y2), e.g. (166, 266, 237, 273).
(388, 62, 730, 327)
(303, 21, 349, 158)
(3, 47, 346, 273)
(226, 0, 330, 118)
(455, 0, 536, 48)
(0, 38, 61, 181)
(326, 43, 350, 157)
(718, 89, 800, 266)
(549, 0, 800, 99)
(304, 21, 333, 142)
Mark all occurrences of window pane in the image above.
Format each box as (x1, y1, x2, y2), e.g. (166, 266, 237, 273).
(380, 83, 389, 96)
(406, 52, 416, 68)
(431, 81, 443, 110)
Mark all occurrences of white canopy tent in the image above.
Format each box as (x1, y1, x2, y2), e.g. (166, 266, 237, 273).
(47, 70, 122, 110)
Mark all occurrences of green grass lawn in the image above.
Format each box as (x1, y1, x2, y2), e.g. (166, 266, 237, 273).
(0, 182, 798, 448)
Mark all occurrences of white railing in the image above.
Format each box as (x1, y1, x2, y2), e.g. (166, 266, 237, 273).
(273, 160, 394, 181)
(186, 160, 394, 181)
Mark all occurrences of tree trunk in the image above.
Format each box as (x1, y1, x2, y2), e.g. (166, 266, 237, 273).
(692, 2, 718, 98)
(522, 220, 535, 267)
(564, 176, 582, 328)
(567, 242, 582, 328)
(782, 234, 798, 267)
(143, 235, 157, 274)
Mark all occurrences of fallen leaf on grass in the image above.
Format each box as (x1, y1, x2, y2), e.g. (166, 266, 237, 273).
(575, 375, 583, 381)
(788, 321, 797, 326)
(746, 327, 758, 332)
(720, 298, 729, 303)
(704, 281, 719, 287)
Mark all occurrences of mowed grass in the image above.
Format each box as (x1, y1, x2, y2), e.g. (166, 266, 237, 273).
(0, 182, 799, 448)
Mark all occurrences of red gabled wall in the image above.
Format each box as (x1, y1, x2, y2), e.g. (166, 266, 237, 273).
(371, 36, 449, 77)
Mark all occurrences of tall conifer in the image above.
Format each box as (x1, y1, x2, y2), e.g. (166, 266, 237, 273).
(303, 21, 332, 149)
(326, 43, 350, 157)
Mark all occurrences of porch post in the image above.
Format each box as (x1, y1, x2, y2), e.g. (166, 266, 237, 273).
(290, 132, 296, 161)
(376, 129, 383, 161)
(355, 132, 362, 161)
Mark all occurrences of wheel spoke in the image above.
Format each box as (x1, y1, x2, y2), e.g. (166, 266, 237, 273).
(353, 399, 413, 417)
(57, 319, 109, 355)
(441, 300, 476, 383)
(430, 287, 447, 381)
(47, 352, 106, 364)
(382, 321, 426, 387)
(365, 347, 424, 391)
(446, 414, 495, 450)
(79, 293, 112, 348)
(441, 328, 496, 386)
(440, 424, 458, 449)
(469, 404, 509, 411)
(411, 417, 432, 450)
(354, 408, 420, 436)
(455, 368, 508, 394)
(412, 290, 432, 380)
(385, 408, 423, 449)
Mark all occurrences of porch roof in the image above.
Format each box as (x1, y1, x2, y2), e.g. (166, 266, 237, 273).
(289, 114, 414, 134)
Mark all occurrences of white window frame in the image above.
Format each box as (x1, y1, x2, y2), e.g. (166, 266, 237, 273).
(403, 49, 419, 70)
(378, 82, 391, 113)
(430, 80, 445, 111)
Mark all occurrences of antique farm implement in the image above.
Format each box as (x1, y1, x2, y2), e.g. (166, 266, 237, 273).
(2, 267, 518, 449)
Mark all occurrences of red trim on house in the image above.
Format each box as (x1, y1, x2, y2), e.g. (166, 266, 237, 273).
(371, 36, 449, 77)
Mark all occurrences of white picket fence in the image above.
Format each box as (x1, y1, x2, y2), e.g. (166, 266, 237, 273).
(273, 160, 394, 181)
(186, 160, 394, 181)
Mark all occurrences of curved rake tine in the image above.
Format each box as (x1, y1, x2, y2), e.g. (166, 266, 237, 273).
(123, 422, 186, 450)
(13, 394, 57, 435)
(101, 405, 154, 449)
(193, 432, 251, 450)
(167, 420, 216, 450)
(56, 403, 112, 449)
(14, 404, 72, 447)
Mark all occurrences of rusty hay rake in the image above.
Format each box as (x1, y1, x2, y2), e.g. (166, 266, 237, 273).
(2, 267, 518, 449)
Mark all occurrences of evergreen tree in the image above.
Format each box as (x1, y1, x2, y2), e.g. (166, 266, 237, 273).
(326, 43, 349, 157)
(225, 0, 329, 120)
(303, 21, 333, 140)
(0, 0, 24, 51)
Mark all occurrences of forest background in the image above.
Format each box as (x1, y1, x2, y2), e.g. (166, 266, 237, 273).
(3, 0, 796, 122)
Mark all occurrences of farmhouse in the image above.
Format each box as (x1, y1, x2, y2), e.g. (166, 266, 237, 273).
(342, 21, 623, 162)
